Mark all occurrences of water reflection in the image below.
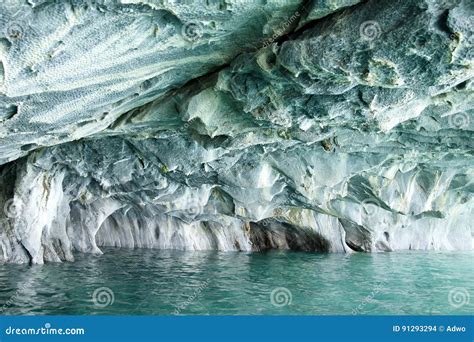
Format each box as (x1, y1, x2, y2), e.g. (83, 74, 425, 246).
(0, 249, 472, 315)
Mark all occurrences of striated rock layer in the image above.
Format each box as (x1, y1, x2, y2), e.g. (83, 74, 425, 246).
(0, 0, 473, 264)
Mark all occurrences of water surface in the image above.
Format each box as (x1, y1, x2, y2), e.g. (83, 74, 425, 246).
(0, 248, 472, 315)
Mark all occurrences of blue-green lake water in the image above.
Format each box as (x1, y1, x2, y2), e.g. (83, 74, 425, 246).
(0, 249, 472, 315)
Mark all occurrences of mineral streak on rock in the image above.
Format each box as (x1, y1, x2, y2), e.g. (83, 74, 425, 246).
(0, 0, 472, 264)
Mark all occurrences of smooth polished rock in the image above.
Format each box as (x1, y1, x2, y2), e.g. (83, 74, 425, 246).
(0, 0, 303, 164)
(0, 0, 472, 263)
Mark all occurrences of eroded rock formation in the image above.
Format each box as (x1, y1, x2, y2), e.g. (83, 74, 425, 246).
(0, 0, 472, 263)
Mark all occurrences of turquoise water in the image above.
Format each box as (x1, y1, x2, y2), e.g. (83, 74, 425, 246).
(0, 248, 472, 315)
